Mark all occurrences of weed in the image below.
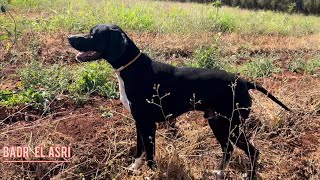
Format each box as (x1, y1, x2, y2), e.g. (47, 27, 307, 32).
(289, 57, 320, 75)
(214, 13, 236, 32)
(102, 112, 113, 118)
(15, 60, 118, 108)
(240, 57, 282, 78)
(288, 58, 307, 73)
(19, 60, 72, 94)
(69, 61, 118, 99)
(193, 45, 221, 69)
(191, 35, 222, 69)
(305, 57, 320, 75)
(0, 88, 48, 108)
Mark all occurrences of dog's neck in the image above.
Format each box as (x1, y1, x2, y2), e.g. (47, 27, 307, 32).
(107, 40, 141, 70)
(114, 51, 142, 73)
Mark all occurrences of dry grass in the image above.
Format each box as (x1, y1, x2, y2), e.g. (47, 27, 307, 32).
(2, 30, 320, 69)
(0, 76, 319, 179)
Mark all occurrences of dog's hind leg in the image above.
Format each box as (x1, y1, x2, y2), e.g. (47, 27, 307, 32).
(229, 119, 259, 180)
(208, 117, 234, 179)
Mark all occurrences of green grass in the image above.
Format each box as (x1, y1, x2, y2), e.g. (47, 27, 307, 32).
(1, 0, 320, 35)
(189, 38, 283, 78)
(0, 60, 117, 108)
(188, 44, 320, 78)
(240, 57, 282, 78)
(288, 56, 320, 75)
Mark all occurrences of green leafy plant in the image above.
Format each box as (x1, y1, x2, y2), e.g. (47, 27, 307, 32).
(212, 0, 222, 19)
(240, 57, 282, 78)
(69, 61, 118, 99)
(288, 58, 306, 73)
(18, 60, 118, 108)
(19, 61, 72, 94)
(0, 88, 49, 108)
(191, 34, 222, 69)
(305, 58, 320, 75)
(288, 58, 320, 75)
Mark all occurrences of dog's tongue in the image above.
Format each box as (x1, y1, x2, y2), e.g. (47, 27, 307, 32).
(76, 51, 101, 62)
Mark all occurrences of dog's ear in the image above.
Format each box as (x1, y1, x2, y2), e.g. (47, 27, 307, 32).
(108, 29, 128, 61)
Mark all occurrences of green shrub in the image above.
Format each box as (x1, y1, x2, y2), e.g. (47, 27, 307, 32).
(305, 58, 320, 75)
(240, 57, 281, 78)
(15, 60, 118, 108)
(193, 46, 221, 69)
(19, 61, 72, 94)
(191, 35, 222, 69)
(69, 61, 118, 99)
(288, 58, 320, 75)
(0, 88, 49, 108)
(215, 13, 236, 32)
(288, 58, 306, 73)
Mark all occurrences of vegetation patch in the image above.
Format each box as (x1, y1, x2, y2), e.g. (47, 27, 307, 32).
(0, 88, 48, 108)
(190, 40, 284, 78)
(289, 57, 320, 75)
(191, 44, 221, 69)
(69, 61, 118, 101)
(0, 0, 319, 35)
(240, 57, 282, 78)
(0, 60, 117, 109)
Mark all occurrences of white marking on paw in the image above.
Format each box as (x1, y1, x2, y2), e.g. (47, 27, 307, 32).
(75, 52, 82, 62)
(214, 170, 225, 180)
(128, 157, 145, 171)
(116, 72, 131, 112)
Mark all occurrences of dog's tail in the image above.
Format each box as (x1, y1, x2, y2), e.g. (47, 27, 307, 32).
(246, 81, 291, 111)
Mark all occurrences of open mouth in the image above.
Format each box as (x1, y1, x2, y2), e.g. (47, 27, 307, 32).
(76, 51, 102, 62)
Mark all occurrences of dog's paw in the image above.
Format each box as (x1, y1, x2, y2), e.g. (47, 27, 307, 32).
(147, 160, 157, 170)
(215, 170, 225, 180)
(127, 157, 145, 171)
(242, 172, 257, 180)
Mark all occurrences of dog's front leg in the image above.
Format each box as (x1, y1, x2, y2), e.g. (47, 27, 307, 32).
(135, 124, 144, 158)
(128, 121, 157, 170)
(128, 124, 145, 171)
(138, 121, 157, 169)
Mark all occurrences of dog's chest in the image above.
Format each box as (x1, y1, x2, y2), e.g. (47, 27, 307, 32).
(116, 72, 131, 112)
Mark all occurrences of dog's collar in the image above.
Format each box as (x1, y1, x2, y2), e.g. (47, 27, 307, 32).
(114, 51, 142, 73)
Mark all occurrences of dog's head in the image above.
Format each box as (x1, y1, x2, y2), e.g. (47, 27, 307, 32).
(68, 24, 131, 65)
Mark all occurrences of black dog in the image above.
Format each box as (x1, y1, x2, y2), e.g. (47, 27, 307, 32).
(68, 24, 290, 179)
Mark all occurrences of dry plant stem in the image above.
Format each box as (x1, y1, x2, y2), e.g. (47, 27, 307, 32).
(0, 104, 32, 123)
(146, 84, 172, 122)
(4, 10, 17, 60)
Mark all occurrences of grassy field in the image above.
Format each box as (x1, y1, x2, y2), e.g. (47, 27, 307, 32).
(0, 0, 320, 179)
(1, 0, 320, 35)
